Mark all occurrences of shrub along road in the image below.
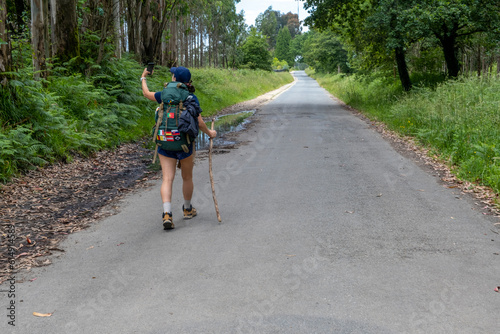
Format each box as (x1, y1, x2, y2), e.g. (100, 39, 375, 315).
(5, 71, 500, 333)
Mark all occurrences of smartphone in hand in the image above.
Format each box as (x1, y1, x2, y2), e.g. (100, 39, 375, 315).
(147, 62, 155, 75)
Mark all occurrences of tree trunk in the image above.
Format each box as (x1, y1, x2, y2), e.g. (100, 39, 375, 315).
(199, 18, 203, 67)
(462, 51, 467, 75)
(152, 0, 177, 64)
(208, 32, 211, 66)
(439, 34, 460, 78)
(126, 0, 135, 53)
(183, 17, 188, 66)
(113, 0, 121, 59)
(169, 16, 178, 67)
(96, 1, 111, 67)
(139, 0, 153, 64)
(395, 47, 411, 91)
(126, 0, 142, 58)
(214, 32, 217, 67)
(50, 0, 79, 64)
(481, 48, 488, 77)
(160, 0, 166, 66)
(497, 54, 500, 76)
(31, 0, 46, 79)
(120, 0, 126, 52)
(477, 44, 481, 76)
(43, 0, 50, 60)
(0, 0, 11, 83)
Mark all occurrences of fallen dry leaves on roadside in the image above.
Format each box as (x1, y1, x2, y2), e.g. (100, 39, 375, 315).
(0, 141, 160, 284)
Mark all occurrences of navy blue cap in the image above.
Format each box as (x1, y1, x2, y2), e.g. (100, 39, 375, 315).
(170, 66, 191, 83)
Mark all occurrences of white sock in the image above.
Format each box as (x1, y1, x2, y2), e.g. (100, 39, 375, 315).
(163, 202, 172, 214)
(184, 200, 191, 209)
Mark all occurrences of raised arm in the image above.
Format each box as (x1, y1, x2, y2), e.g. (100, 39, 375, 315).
(141, 68, 157, 102)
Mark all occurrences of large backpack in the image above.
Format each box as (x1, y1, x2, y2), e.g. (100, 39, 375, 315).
(152, 82, 193, 162)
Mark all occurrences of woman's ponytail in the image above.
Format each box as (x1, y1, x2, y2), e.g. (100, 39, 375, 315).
(186, 80, 195, 93)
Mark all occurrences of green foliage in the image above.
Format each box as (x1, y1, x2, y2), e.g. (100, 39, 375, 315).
(275, 26, 293, 66)
(289, 33, 308, 64)
(255, 6, 279, 49)
(272, 58, 289, 71)
(304, 0, 500, 79)
(303, 30, 351, 74)
(309, 70, 500, 193)
(254, 6, 301, 50)
(190, 67, 293, 115)
(203, 0, 247, 68)
(0, 55, 147, 182)
(0, 126, 51, 182)
(241, 28, 272, 71)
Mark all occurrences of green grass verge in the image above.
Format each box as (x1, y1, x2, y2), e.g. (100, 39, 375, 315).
(307, 69, 500, 194)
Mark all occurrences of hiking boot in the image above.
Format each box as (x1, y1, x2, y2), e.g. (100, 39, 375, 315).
(183, 205, 197, 219)
(162, 212, 174, 230)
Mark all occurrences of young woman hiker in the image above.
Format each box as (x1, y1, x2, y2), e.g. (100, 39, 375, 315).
(141, 66, 217, 230)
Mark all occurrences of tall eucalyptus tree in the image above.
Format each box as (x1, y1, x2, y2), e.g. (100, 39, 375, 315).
(50, 0, 80, 63)
(0, 0, 11, 82)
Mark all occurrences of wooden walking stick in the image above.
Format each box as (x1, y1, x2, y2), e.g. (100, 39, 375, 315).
(209, 118, 222, 222)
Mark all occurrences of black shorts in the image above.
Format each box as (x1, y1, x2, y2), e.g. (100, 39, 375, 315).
(157, 143, 194, 160)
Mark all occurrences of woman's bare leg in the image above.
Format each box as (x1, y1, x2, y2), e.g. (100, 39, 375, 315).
(159, 154, 177, 204)
(180, 151, 195, 202)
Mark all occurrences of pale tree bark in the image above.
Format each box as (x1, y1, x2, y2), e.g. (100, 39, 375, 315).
(50, 0, 80, 63)
(113, 0, 121, 59)
(134, 0, 142, 55)
(166, 12, 178, 67)
(152, 0, 177, 64)
(183, 17, 188, 66)
(160, 0, 166, 65)
(43, 0, 50, 61)
(132, 0, 177, 65)
(31, 0, 46, 79)
(0, 0, 11, 84)
(120, 0, 126, 52)
(199, 15, 204, 67)
(126, 0, 160, 63)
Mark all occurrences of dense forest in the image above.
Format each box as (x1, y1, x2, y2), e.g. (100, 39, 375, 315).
(0, 1, 307, 77)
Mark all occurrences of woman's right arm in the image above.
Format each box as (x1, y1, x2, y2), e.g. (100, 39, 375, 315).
(141, 68, 157, 102)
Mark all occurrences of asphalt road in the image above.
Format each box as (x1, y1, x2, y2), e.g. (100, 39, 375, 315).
(3, 71, 500, 333)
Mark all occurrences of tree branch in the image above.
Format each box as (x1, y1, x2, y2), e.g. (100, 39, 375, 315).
(457, 28, 486, 38)
(152, 0, 178, 62)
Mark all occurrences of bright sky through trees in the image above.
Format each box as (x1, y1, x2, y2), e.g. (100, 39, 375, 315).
(236, 0, 308, 31)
